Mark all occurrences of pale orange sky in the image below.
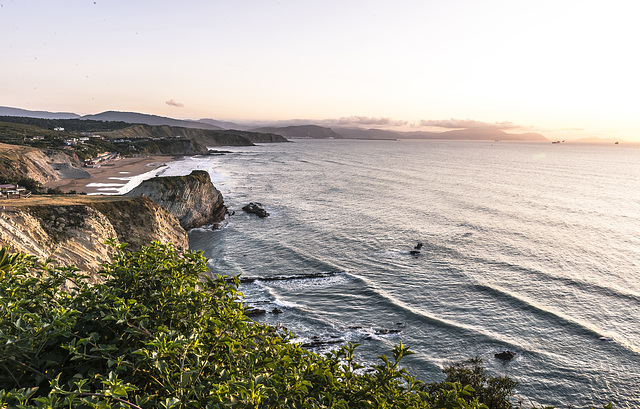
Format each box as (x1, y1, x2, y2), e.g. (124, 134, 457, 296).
(1, 0, 638, 141)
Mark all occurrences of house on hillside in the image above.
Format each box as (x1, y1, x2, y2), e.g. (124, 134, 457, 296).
(84, 152, 121, 167)
(0, 184, 30, 199)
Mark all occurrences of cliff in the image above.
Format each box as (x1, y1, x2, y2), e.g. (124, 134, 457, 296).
(0, 196, 187, 276)
(125, 170, 227, 230)
(0, 143, 60, 184)
(0, 143, 93, 184)
(131, 138, 210, 155)
(106, 124, 287, 147)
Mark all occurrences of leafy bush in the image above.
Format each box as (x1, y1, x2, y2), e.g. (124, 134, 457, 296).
(4, 242, 614, 408)
(0, 242, 495, 408)
(426, 358, 516, 409)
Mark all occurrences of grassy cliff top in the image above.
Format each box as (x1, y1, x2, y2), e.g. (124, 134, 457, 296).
(144, 170, 210, 190)
(0, 194, 134, 207)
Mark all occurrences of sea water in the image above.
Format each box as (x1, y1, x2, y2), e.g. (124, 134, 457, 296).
(144, 139, 640, 408)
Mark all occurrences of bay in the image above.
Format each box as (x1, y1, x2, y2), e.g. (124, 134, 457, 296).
(156, 139, 640, 408)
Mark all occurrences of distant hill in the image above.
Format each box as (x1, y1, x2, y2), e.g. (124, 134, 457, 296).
(401, 127, 548, 141)
(81, 111, 224, 130)
(334, 127, 401, 140)
(252, 125, 343, 139)
(104, 124, 287, 146)
(251, 123, 547, 141)
(0, 115, 132, 132)
(0, 106, 80, 119)
(198, 118, 249, 130)
(0, 106, 548, 142)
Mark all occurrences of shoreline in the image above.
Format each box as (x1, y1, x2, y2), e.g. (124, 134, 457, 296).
(44, 155, 182, 195)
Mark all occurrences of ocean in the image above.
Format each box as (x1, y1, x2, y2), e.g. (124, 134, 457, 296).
(137, 139, 640, 408)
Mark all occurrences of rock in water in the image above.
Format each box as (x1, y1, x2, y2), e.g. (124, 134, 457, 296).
(245, 308, 266, 317)
(126, 170, 227, 230)
(242, 202, 269, 218)
(494, 350, 515, 360)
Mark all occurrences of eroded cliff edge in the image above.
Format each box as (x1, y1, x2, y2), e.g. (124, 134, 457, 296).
(0, 164, 227, 276)
(0, 196, 187, 276)
(125, 170, 227, 230)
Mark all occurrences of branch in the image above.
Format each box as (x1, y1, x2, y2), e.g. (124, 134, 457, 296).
(8, 358, 50, 380)
(74, 392, 143, 409)
(127, 322, 156, 339)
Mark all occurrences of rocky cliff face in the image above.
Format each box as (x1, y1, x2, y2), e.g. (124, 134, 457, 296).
(0, 196, 187, 276)
(0, 143, 60, 183)
(90, 196, 188, 250)
(0, 143, 90, 183)
(125, 170, 226, 230)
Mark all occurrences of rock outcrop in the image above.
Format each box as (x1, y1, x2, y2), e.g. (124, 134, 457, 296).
(494, 350, 515, 361)
(242, 202, 270, 218)
(0, 196, 187, 276)
(126, 170, 227, 230)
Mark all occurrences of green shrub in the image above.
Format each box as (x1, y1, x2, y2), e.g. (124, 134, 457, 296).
(426, 358, 516, 409)
(0, 242, 544, 408)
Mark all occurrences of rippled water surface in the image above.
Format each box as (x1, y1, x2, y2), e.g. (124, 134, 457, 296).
(156, 139, 640, 408)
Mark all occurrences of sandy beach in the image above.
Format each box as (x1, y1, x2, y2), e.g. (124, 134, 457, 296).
(44, 155, 181, 195)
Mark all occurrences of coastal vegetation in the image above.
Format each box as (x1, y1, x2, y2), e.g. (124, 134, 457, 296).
(0, 242, 569, 409)
(0, 117, 287, 160)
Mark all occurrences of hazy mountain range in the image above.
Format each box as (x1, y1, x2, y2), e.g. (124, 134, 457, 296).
(0, 106, 548, 141)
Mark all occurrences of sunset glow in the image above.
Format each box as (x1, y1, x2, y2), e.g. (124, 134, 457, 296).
(1, 0, 638, 140)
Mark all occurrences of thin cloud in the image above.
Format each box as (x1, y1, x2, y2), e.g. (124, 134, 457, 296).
(165, 99, 184, 107)
(418, 118, 520, 130)
(324, 116, 409, 127)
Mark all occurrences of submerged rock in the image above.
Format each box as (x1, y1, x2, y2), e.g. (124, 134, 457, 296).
(374, 328, 402, 335)
(301, 337, 345, 349)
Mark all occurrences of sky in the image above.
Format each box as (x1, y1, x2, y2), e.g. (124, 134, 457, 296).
(1, 0, 639, 141)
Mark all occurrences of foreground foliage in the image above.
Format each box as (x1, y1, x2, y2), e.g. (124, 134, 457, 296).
(0, 243, 485, 408)
(0, 243, 607, 408)
(427, 358, 517, 409)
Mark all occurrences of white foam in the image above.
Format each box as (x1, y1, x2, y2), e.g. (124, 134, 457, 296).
(273, 298, 302, 309)
(117, 165, 168, 194)
(253, 281, 303, 308)
(86, 183, 125, 187)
